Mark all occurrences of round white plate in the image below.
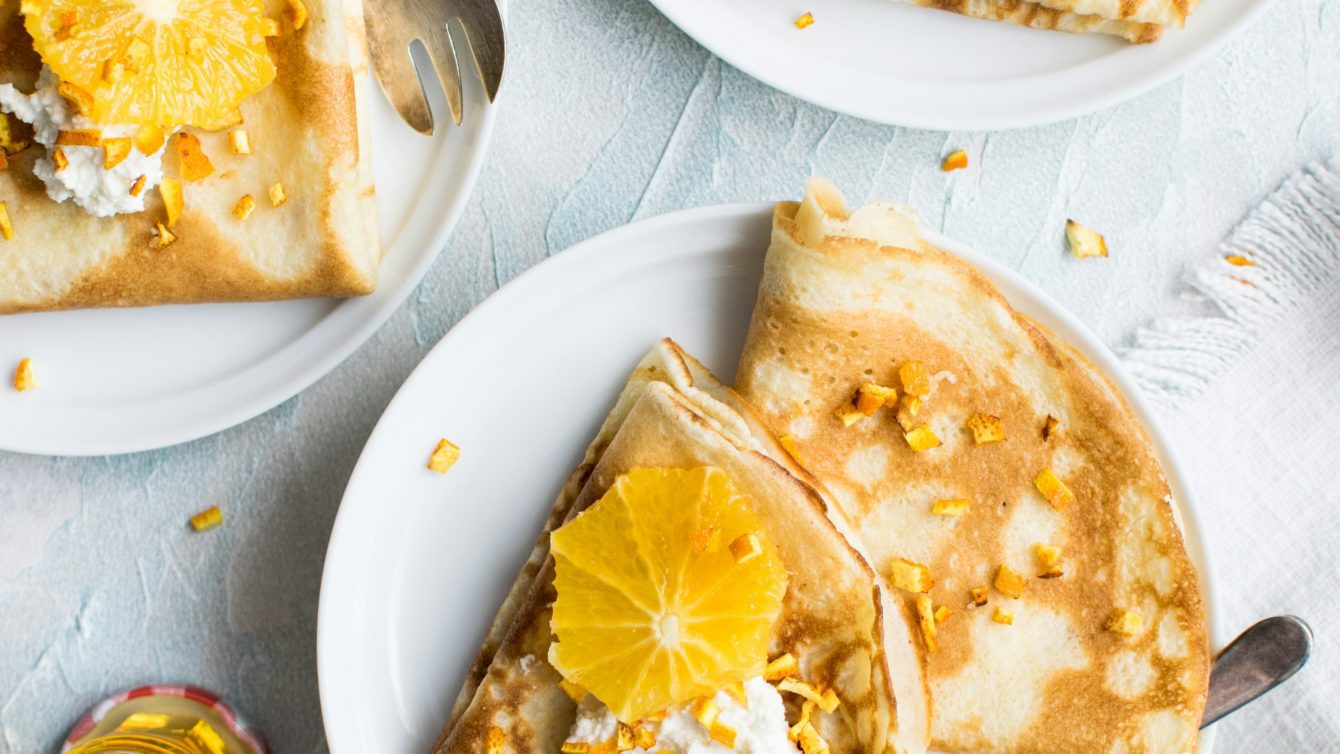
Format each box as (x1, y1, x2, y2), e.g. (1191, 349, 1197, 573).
(0, 58, 497, 456)
(647, 0, 1272, 129)
(317, 203, 1220, 753)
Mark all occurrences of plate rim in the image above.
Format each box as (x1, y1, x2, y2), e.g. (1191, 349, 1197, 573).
(316, 201, 1221, 752)
(644, 0, 1277, 130)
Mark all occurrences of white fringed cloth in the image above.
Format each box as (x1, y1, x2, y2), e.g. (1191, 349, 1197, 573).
(1122, 160, 1339, 751)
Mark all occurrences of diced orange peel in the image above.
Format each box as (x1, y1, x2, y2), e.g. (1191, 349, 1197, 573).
(764, 652, 799, 682)
(690, 526, 723, 553)
(1036, 544, 1063, 578)
(232, 194, 256, 220)
(632, 726, 655, 750)
(834, 404, 865, 427)
(690, 696, 719, 729)
(729, 532, 763, 564)
(286, 0, 309, 30)
(778, 434, 804, 465)
(942, 150, 969, 172)
(1107, 609, 1142, 636)
(1034, 468, 1074, 511)
(966, 413, 1004, 444)
(931, 498, 969, 516)
(915, 594, 938, 653)
(795, 722, 831, 754)
(994, 565, 1027, 599)
(176, 132, 215, 181)
(427, 438, 461, 473)
(57, 81, 93, 115)
(559, 742, 589, 754)
(102, 136, 131, 169)
(969, 586, 989, 607)
(1043, 414, 1060, 440)
(159, 178, 183, 227)
(135, 125, 165, 154)
(1066, 219, 1108, 258)
(558, 678, 587, 703)
(992, 607, 1014, 625)
(229, 129, 251, 155)
(485, 726, 506, 754)
(55, 129, 101, 147)
(52, 146, 69, 171)
(794, 12, 815, 29)
(888, 557, 933, 593)
(903, 424, 941, 452)
(709, 720, 738, 748)
(0, 201, 12, 241)
(787, 700, 816, 742)
(777, 677, 839, 713)
(154, 221, 176, 250)
(129, 174, 146, 196)
(268, 182, 287, 208)
(13, 357, 34, 390)
(723, 680, 748, 705)
(190, 505, 223, 532)
(855, 382, 897, 416)
(934, 605, 953, 625)
(1225, 254, 1255, 267)
(898, 361, 931, 397)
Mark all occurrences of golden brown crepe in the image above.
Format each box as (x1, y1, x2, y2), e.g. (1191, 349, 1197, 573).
(0, 0, 379, 313)
(735, 178, 1210, 753)
(433, 339, 931, 754)
(906, 0, 1164, 43)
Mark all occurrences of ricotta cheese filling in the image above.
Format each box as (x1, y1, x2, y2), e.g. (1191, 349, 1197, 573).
(0, 66, 169, 217)
(567, 677, 798, 754)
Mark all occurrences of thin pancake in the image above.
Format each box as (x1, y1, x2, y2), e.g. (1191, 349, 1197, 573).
(0, 0, 379, 313)
(904, 0, 1163, 43)
(433, 339, 930, 754)
(735, 179, 1210, 754)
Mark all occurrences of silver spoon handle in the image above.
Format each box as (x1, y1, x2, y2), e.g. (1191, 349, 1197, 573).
(1202, 615, 1313, 728)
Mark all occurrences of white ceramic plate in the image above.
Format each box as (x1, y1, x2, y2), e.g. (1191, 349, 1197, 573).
(317, 203, 1220, 753)
(0, 55, 497, 456)
(646, 0, 1272, 129)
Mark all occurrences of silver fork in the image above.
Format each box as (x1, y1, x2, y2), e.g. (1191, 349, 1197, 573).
(363, 0, 505, 134)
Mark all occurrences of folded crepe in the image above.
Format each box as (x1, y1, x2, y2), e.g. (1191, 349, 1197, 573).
(904, 0, 1163, 43)
(433, 339, 930, 754)
(735, 179, 1210, 753)
(0, 0, 379, 313)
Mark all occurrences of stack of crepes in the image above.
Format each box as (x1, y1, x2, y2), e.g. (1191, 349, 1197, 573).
(0, 0, 379, 313)
(435, 177, 1210, 754)
(902, 0, 1199, 43)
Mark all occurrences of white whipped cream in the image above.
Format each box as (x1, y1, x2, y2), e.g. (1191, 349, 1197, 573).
(567, 677, 797, 754)
(0, 66, 168, 217)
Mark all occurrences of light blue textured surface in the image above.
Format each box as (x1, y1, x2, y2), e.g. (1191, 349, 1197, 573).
(2, 0, 1337, 750)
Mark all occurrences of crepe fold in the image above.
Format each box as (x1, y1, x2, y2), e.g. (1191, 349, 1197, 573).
(735, 178, 1210, 754)
(432, 339, 930, 754)
(0, 0, 379, 313)
(902, 0, 1164, 43)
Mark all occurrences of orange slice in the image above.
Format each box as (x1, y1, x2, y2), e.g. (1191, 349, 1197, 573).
(549, 466, 788, 723)
(24, 0, 276, 129)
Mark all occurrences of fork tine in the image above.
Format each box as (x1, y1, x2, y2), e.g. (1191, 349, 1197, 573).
(419, 21, 464, 126)
(365, 10, 434, 134)
(452, 0, 505, 102)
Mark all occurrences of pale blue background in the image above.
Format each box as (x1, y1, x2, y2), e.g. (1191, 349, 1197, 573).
(2, 0, 1337, 750)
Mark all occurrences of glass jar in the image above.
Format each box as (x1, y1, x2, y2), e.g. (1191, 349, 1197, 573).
(63, 686, 266, 754)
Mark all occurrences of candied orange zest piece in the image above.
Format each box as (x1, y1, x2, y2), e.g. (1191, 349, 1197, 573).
(190, 505, 223, 532)
(1066, 219, 1108, 258)
(159, 178, 183, 227)
(229, 129, 251, 155)
(1225, 254, 1255, 267)
(898, 361, 931, 397)
(1107, 609, 1143, 635)
(966, 413, 1004, 444)
(915, 593, 938, 652)
(57, 81, 93, 115)
(1034, 468, 1074, 511)
(888, 557, 932, 593)
(13, 357, 34, 390)
(942, 149, 968, 172)
(232, 194, 256, 220)
(154, 221, 177, 249)
(56, 129, 100, 147)
(794, 12, 815, 28)
(729, 532, 763, 564)
(102, 136, 132, 169)
(994, 565, 1027, 599)
(268, 182, 287, 207)
(992, 607, 1013, 625)
(129, 174, 146, 196)
(0, 201, 12, 240)
(970, 586, 989, 606)
(763, 652, 799, 681)
(904, 424, 940, 452)
(931, 498, 969, 516)
(175, 132, 215, 182)
(427, 438, 460, 473)
(52, 146, 69, 171)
